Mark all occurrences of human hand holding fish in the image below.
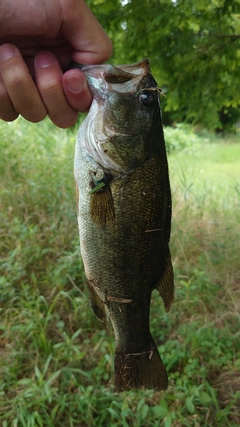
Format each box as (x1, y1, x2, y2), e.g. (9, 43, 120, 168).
(0, 0, 112, 127)
(74, 58, 174, 391)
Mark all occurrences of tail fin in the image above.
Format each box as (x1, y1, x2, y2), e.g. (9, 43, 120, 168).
(114, 341, 168, 392)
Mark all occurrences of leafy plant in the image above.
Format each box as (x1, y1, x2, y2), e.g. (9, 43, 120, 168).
(87, 0, 240, 130)
(0, 118, 240, 426)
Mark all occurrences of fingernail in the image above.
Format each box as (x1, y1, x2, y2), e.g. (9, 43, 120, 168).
(0, 44, 17, 61)
(35, 52, 56, 68)
(65, 75, 84, 93)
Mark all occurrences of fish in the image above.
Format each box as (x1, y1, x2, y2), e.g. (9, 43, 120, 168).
(74, 58, 174, 391)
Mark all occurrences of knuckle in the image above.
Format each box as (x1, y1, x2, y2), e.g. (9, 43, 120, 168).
(101, 38, 113, 60)
(22, 109, 47, 123)
(67, 93, 91, 114)
(50, 111, 78, 129)
(38, 77, 61, 96)
(3, 69, 27, 90)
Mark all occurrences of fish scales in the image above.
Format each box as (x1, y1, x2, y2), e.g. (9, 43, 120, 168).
(74, 58, 174, 391)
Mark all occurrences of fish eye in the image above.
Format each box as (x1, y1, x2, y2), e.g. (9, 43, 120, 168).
(138, 91, 156, 107)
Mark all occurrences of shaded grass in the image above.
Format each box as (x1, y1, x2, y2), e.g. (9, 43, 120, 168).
(0, 118, 240, 426)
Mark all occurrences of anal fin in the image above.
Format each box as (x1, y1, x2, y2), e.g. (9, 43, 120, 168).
(157, 250, 174, 312)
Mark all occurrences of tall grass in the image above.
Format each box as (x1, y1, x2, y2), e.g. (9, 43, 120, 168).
(0, 118, 239, 426)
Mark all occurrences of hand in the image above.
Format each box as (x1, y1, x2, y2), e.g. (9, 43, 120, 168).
(0, 0, 112, 128)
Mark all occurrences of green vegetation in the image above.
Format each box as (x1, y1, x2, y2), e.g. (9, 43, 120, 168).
(87, 0, 240, 130)
(0, 118, 240, 426)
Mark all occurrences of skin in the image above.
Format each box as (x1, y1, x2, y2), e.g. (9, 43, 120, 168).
(0, 0, 112, 128)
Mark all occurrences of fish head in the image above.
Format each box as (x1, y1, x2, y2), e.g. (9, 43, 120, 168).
(78, 59, 163, 173)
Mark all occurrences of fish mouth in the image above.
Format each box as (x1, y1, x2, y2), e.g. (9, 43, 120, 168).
(81, 58, 151, 99)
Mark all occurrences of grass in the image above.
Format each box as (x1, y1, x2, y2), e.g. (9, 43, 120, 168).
(0, 118, 240, 426)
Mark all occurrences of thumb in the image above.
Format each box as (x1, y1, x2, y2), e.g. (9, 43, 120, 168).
(61, 0, 112, 65)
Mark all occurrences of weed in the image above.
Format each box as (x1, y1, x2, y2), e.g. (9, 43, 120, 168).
(0, 118, 239, 426)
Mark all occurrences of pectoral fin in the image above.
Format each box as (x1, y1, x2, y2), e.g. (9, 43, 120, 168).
(157, 250, 174, 312)
(90, 184, 115, 225)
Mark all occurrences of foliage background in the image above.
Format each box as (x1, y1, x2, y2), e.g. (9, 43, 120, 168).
(0, 118, 240, 426)
(1, 1, 240, 425)
(87, 0, 240, 130)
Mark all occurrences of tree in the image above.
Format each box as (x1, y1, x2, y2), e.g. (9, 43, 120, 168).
(87, 0, 240, 130)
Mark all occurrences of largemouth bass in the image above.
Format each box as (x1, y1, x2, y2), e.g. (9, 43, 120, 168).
(74, 58, 174, 391)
